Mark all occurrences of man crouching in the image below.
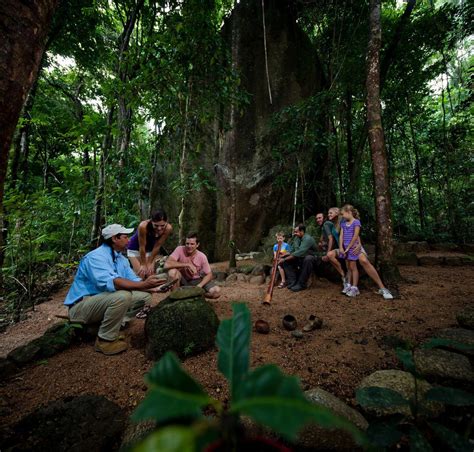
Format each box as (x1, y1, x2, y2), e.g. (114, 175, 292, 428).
(165, 232, 221, 299)
(64, 224, 165, 355)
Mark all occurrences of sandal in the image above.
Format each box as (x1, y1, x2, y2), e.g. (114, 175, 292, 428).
(136, 305, 152, 319)
(277, 282, 287, 289)
(302, 315, 323, 332)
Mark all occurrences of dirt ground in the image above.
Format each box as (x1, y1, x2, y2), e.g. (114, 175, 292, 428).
(0, 263, 473, 428)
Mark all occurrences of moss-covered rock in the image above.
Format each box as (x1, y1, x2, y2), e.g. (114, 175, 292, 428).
(414, 349, 474, 383)
(298, 388, 368, 450)
(0, 395, 126, 452)
(169, 286, 205, 300)
(357, 370, 443, 418)
(7, 322, 77, 366)
(145, 294, 219, 360)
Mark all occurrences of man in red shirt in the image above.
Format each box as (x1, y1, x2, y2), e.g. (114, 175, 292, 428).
(165, 232, 221, 299)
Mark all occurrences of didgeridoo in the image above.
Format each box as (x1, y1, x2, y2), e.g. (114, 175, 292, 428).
(263, 241, 282, 305)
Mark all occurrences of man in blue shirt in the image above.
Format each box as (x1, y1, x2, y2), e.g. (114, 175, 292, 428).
(65, 224, 164, 355)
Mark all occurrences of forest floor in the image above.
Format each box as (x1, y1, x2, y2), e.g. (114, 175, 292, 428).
(0, 260, 473, 428)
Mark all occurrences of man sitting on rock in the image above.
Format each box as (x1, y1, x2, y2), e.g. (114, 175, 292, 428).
(64, 224, 164, 355)
(279, 224, 318, 292)
(165, 232, 221, 299)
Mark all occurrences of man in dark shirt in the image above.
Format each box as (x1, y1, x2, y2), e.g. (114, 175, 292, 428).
(279, 224, 318, 292)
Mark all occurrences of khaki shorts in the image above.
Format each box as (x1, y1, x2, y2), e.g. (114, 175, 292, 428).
(181, 276, 216, 293)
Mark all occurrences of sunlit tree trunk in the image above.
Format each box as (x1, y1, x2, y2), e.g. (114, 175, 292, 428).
(0, 0, 59, 293)
(366, 0, 400, 284)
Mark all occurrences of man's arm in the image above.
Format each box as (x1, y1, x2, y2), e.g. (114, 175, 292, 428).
(198, 271, 214, 288)
(164, 255, 197, 275)
(291, 235, 316, 258)
(114, 275, 162, 291)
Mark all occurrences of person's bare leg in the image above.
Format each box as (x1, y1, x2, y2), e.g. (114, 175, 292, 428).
(168, 268, 181, 290)
(278, 266, 286, 283)
(359, 253, 385, 289)
(350, 261, 359, 287)
(327, 250, 345, 277)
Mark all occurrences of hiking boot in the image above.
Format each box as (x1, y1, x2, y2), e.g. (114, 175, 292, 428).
(378, 288, 394, 300)
(95, 337, 128, 355)
(290, 284, 306, 292)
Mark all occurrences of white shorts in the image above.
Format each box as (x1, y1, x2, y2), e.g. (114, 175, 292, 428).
(127, 250, 152, 258)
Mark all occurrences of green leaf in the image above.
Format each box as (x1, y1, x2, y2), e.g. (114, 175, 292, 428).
(356, 387, 409, 409)
(409, 426, 432, 452)
(132, 352, 211, 423)
(395, 348, 417, 374)
(134, 426, 196, 452)
(366, 422, 403, 448)
(231, 365, 364, 443)
(216, 303, 251, 400)
(429, 422, 472, 452)
(425, 387, 474, 406)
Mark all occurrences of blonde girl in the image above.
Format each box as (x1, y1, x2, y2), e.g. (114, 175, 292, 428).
(339, 205, 393, 300)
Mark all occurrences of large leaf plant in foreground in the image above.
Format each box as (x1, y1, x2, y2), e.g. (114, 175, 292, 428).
(132, 303, 365, 451)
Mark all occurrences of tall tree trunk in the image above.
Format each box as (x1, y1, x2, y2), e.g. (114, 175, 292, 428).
(0, 0, 59, 293)
(366, 0, 400, 284)
(91, 106, 115, 247)
(348, 0, 416, 198)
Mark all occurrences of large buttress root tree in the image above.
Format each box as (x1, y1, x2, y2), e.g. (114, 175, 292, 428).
(0, 0, 59, 292)
(366, 0, 400, 285)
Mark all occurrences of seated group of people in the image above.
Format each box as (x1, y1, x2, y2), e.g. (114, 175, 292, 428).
(64, 209, 220, 356)
(273, 205, 393, 301)
(64, 205, 392, 356)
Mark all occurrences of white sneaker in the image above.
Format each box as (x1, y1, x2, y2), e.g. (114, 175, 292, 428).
(342, 282, 351, 294)
(347, 286, 360, 297)
(378, 288, 394, 300)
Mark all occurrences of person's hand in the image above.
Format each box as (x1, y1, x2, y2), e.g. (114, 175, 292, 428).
(322, 255, 329, 262)
(138, 265, 148, 279)
(339, 247, 345, 257)
(186, 263, 197, 275)
(352, 242, 361, 255)
(145, 262, 155, 277)
(142, 275, 163, 289)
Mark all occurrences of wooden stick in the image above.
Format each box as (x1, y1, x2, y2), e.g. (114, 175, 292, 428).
(263, 241, 282, 305)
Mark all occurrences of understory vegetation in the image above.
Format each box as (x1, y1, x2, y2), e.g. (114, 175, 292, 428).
(0, 0, 472, 323)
